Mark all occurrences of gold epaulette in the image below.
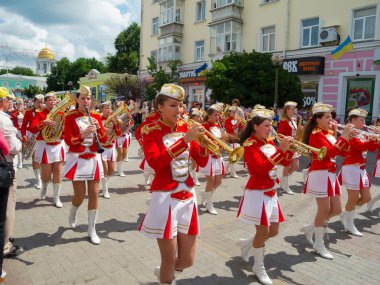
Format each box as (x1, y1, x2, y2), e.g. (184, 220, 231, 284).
(312, 128, 322, 134)
(66, 109, 79, 116)
(141, 123, 161, 135)
(146, 111, 157, 118)
(177, 120, 186, 127)
(243, 137, 257, 147)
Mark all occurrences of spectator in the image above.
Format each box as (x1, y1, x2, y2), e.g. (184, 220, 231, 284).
(232, 99, 244, 118)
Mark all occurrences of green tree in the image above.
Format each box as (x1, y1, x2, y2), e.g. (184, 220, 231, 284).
(144, 57, 181, 100)
(105, 73, 146, 101)
(107, 22, 140, 74)
(23, 85, 41, 98)
(205, 51, 303, 107)
(0, 66, 35, 76)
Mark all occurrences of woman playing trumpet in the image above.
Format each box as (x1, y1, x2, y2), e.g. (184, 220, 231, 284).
(236, 107, 293, 285)
(368, 119, 380, 212)
(339, 108, 378, 237)
(301, 103, 352, 259)
(62, 86, 107, 245)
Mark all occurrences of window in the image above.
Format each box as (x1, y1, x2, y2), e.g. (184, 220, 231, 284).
(160, 0, 182, 25)
(151, 50, 158, 63)
(301, 17, 319, 48)
(196, 0, 206, 21)
(353, 7, 376, 41)
(15, 82, 21, 89)
(262, 26, 275, 52)
(158, 36, 182, 62)
(211, 21, 242, 54)
(2, 82, 8, 88)
(195, 40, 205, 61)
(212, 0, 242, 9)
(152, 17, 159, 35)
(262, 0, 278, 3)
(43, 63, 47, 71)
(37, 63, 40, 69)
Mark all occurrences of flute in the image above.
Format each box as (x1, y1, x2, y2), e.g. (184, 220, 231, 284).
(85, 106, 105, 154)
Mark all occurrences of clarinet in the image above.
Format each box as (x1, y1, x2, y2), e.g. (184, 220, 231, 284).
(85, 106, 104, 154)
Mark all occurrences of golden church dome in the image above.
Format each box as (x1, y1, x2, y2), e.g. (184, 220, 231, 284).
(37, 47, 55, 60)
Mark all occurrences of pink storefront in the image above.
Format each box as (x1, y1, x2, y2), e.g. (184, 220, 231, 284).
(322, 47, 380, 123)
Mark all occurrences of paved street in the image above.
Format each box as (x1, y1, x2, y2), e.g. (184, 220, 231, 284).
(3, 138, 380, 285)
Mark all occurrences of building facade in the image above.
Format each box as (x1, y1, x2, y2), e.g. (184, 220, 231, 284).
(140, 0, 380, 120)
(36, 47, 56, 76)
(0, 73, 47, 97)
(79, 69, 119, 102)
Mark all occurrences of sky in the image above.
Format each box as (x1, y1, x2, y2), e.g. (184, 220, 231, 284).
(0, 0, 141, 70)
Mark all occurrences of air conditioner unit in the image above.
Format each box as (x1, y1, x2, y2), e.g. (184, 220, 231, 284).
(319, 27, 338, 43)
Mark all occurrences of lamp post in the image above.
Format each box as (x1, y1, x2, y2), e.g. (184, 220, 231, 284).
(271, 54, 284, 109)
(67, 81, 73, 92)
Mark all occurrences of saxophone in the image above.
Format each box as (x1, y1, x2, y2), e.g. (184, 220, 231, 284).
(41, 92, 76, 143)
(104, 102, 129, 145)
(295, 114, 304, 141)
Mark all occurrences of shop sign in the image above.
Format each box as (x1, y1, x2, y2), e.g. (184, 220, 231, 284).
(301, 81, 318, 108)
(283, 56, 325, 75)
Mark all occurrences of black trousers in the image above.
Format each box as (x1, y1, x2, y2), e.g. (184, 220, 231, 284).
(0, 187, 10, 274)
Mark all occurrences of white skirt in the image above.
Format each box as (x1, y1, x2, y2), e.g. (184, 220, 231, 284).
(34, 140, 66, 164)
(198, 155, 225, 177)
(62, 152, 104, 181)
(101, 146, 116, 161)
(338, 165, 370, 191)
(139, 183, 199, 239)
(237, 188, 284, 226)
(116, 134, 131, 148)
(372, 160, 380, 178)
(305, 170, 341, 198)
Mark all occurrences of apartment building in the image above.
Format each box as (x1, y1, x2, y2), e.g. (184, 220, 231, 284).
(140, 0, 380, 120)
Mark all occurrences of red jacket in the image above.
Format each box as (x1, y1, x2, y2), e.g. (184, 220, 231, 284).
(135, 110, 161, 146)
(10, 110, 23, 130)
(20, 108, 36, 141)
(244, 135, 291, 190)
(309, 127, 348, 173)
(278, 118, 297, 137)
(224, 117, 244, 135)
(341, 134, 377, 166)
(101, 114, 122, 148)
(64, 109, 107, 153)
(201, 121, 222, 156)
(142, 119, 208, 191)
(29, 109, 64, 144)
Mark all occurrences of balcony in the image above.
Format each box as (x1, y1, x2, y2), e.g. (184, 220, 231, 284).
(209, 3, 243, 25)
(159, 22, 183, 38)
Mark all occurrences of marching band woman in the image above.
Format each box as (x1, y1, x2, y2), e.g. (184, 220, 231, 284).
(21, 94, 44, 189)
(368, 116, 380, 212)
(198, 104, 225, 215)
(237, 107, 292, 285)
(10, 98, 25, 169)
(189, 108, 203, 186)
(302, 103, 351, 259)
(30, 92, 66, 208)
(139, 84, 207, 285)
(100, 101, 121, 199)
(62, 86, 107, 245)
(224, 105, 245, 178)
(278, 101, 300, 194)
(339, 108, 378, 236)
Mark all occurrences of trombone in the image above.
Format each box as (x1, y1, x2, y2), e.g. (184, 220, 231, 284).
(181, 119, 244, 164)
(273, 131, 327, 161)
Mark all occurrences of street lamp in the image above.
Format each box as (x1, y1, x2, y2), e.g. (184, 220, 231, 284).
(67, 81, 73, 92)
(271, 54, 283, 109)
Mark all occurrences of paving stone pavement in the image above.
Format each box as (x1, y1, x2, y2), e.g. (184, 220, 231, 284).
(3, 138, 380, 285)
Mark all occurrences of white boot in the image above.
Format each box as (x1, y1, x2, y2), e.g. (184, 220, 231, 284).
(17, 153, 23, 168)
(34, 169, 42, 189)
(236, 235, 253, 262)
(192, 169, 200, 186)
(199, 190, 206, 206)
(101, 177, 110, 199)
(40, 181, 49, 200)
(280, 176, 294, 195)
(313, 227, 333, 259)
(367, 193, 380, 212)
(300, 223, 314, 246)
(302, 168, 308, 181)
(340, 210, 346, 228)
(69, 205, 79, 228)
(88, 209, 100, 245)
(345, 210, 363, 237)
(144, 173, 152, 185)
(230, 164, 239, 178)
(252, 247, 272, 285)
(205, 191, 217, 215)
(53, 183, 63, 208)
(117, 161, 125, 177)
(124, 153, 129, 162)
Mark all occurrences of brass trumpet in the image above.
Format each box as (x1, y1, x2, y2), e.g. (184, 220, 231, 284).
(181, 119, 244, 164)
(235, 115, 247, 126)
(336, 124, 380, 142)
(275, 133, 327, 161)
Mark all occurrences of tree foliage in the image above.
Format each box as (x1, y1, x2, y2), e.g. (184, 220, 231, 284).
(144, 57, 181, 100)
(107, 22, 140, 74)
(46, 57, 107, 92)
(23, 85, 42, 98)
(205, 51, 303, 107)
(0, 66, 35, 76)
(104, 73, 146, 101)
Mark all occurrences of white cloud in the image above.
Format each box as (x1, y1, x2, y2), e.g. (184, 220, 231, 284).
(0, 0, 141, 69)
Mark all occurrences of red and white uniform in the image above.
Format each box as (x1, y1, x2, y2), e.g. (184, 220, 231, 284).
(304, 127, 348, 197)
(10, 109, 24, 140)
(338, 132, 377, 190)
(116, 115, 134, 149)
(62, 109, 107, 181)
(198, 121, 225, 176)
(21, 108, 37, 142)
(139, 120, 207, 239)
(101, 115, 121, 161)
(224, 116, 244, 149)
(373, 144, 380, 177)
(29, 109, 66, 164)
(237, 136, 291, 226)
(278, 118, 300, 162)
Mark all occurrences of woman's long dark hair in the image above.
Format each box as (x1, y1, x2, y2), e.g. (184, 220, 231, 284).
(240, 116, 267, 145)
(302, 112, 326, 145)
(204, 108, 217, 122)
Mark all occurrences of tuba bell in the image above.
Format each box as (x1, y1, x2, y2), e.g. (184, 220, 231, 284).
(104, 102, 129, 145)
(41, 92, 76, 143)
